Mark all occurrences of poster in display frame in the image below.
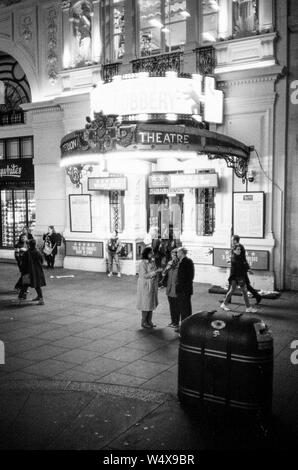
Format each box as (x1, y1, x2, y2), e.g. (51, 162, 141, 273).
(69, 194, 92, 233)
(233, 191, 265, 239)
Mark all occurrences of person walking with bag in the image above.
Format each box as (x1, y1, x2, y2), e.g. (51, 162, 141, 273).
(136, 247, 162, 329)
(43, 225, 59, 269)
(230, 235, 262, 305)
(220, 244, 258, 313)
(18, 239, 46, 305)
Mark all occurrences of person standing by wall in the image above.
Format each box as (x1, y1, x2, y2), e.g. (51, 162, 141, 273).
(107, 230, 121, 277)
(220, 244, 257, 313)
(136, 247, 162, 329)
(42, 225, 61, 269)
(175, 247, 195, 333)
(18, 239, 46, 305)
(231, 235, 262, 305)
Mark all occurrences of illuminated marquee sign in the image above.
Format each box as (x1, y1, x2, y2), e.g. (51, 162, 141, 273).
(88, 177, 127, 191)
(170, 173, 218, 188)
(91, 74, 223, 124)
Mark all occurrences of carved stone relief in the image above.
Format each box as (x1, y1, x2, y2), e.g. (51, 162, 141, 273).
(47, 7, 58, 84)
(20, 15, 33, 41)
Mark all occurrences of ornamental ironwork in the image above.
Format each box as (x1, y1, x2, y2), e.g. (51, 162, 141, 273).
(102, 63, 121, 83)
(131, 52, 182, 76)
(195, 46, 216, 75)
(66, 165, 83, 187)
(61, 114, 250, 183)
(208, 153, 249, 182)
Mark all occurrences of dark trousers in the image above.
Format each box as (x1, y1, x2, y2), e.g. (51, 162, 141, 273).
(227, 274, 260, 302)
(168, 296, 179, 326)
(18, 285, 42, 300)
(177, 293, 192, 323)
(245, 274, 260, 299)
(45, 254, 56, 268)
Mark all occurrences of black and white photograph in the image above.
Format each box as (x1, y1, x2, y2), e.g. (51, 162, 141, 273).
(0, 0, 297, 463)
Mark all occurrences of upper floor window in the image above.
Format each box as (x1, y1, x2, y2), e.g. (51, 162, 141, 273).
(0, 137, 33, 160)
(138, 0, 187, 56)
(202, 0, 259, 43)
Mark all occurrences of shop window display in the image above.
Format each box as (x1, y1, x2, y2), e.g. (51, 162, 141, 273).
(0, 189, 36, 248)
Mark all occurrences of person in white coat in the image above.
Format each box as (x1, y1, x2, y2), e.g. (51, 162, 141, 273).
(136, 247, 162, 329)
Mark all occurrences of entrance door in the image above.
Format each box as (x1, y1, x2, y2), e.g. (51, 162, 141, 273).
(148, 193, 183, 241)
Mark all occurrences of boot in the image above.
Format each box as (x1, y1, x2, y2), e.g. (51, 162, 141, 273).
(147, 311, 156, 328)
(141, 311, 151, 329)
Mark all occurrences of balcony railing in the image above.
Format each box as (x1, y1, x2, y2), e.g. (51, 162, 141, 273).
(101, 63, 121, 83)
(131, 51, 182, 76)
(195, 46, 216, 75)
(0, 111, 24, 126)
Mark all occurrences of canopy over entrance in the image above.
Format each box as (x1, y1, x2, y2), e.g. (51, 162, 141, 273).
(60, 113, 251, 186)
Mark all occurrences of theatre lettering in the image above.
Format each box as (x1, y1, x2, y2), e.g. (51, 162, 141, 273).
(138, 131, 190, 145)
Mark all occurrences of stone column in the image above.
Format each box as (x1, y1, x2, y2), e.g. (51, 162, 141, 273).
(218, 0, 231, 39)
(183, 0, 200, 74)
(61, 1, 72, 69)
(92, 0, 102, 64)
(121, 0, 135, 73)
(258, 0, 273, 33)
(23, 102, 66, 266)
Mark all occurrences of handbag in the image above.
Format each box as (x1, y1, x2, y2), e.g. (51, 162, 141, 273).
(43, 243, 54, 256)
(22, 273, 31, 285)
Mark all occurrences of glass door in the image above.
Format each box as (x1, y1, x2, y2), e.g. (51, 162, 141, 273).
(148, 193, 183, 241)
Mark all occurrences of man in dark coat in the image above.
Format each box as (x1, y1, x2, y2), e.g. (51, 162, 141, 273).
(175, 247, 195, 332)
(18, 239, 46, 305)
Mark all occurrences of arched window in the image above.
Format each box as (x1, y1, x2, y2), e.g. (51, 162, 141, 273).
(0, 55, 30, 125)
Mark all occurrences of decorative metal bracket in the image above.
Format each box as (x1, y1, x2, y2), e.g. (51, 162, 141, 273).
(208, 153, 249, 183)
(66, 165, 93, 187)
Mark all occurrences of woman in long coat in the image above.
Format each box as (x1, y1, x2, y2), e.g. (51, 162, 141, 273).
(137, 247, 161, 328)
(19, 239, 46, 305)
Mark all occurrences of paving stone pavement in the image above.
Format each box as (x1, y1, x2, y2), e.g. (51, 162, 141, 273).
(0, 263, 297, 450)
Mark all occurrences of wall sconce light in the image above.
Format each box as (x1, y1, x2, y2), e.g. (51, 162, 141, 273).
(247, 169, 255, 183)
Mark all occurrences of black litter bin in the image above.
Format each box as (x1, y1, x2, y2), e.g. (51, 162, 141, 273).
(178, 311, 273, 419)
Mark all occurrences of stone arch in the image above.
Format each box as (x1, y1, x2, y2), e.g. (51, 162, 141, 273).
(0, 38, 40, 102)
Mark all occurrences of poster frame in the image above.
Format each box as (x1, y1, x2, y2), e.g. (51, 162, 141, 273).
(232, 191, 265, 239)
(69, 194, 92, 233)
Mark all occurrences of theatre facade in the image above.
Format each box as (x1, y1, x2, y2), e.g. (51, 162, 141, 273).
(0, 0, 293, 290)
